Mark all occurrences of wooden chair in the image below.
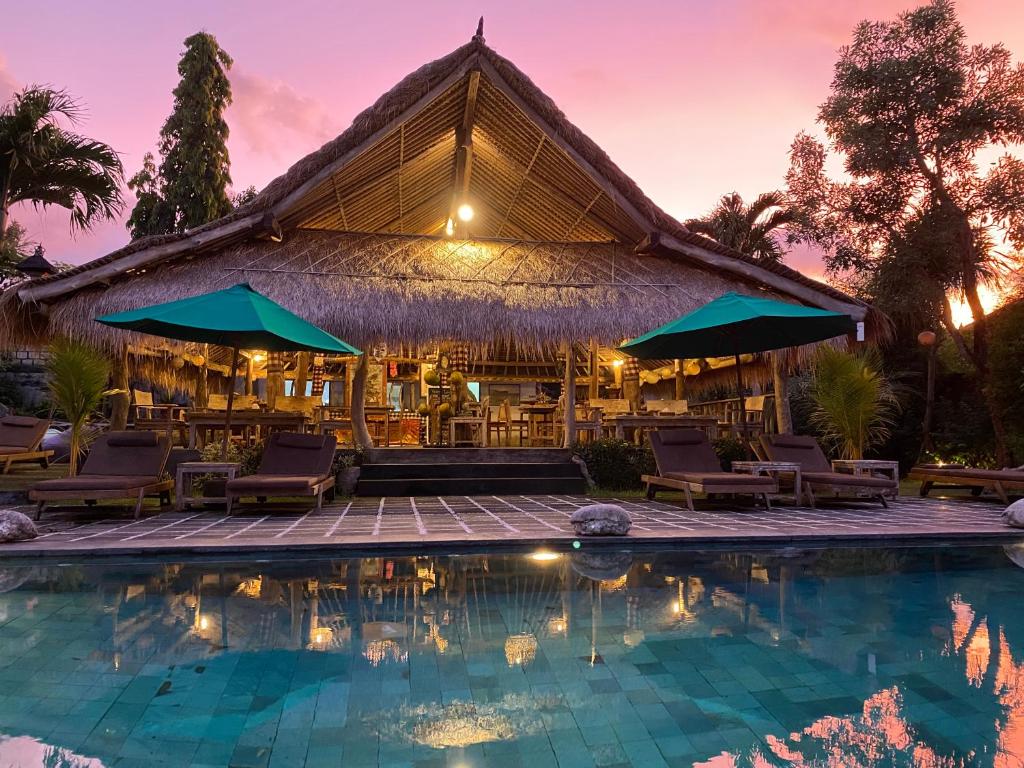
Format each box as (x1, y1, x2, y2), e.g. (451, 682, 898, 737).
(646, 399, 688, 415)
(132, 389, 187, 445)
(317, 406, 354, 446)
(573, 404, 603, 442)
(207, 393, 261, 411)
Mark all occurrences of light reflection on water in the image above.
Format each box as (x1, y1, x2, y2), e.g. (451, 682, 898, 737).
(0, 546, 1023, 766)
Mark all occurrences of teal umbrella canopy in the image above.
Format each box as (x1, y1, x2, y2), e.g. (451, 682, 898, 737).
(96, 283, 361, 355)
(620, 292, 855, 360)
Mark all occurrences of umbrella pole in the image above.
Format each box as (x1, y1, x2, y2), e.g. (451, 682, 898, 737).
(734, 352, 752, 459)
(221, 346, 241, 461)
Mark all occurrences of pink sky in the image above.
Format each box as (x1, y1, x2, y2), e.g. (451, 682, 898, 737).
(3, 0, 1023, 284)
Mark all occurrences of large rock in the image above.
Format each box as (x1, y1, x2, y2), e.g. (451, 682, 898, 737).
(570, 503, 631, 536)
(571, 551, 634, 581)
(1002, 499, 1024, 529)
(0, 510, 38, 543)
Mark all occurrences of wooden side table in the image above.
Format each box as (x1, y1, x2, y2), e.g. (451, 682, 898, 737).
(732, 460, 803, 506)
(176, 461, 240, 511)
(831, 459, 899, 498)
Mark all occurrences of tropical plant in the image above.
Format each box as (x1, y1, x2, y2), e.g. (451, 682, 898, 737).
(806, 347, 899, 459)
(0, 219, 30, 280)
(785, 0, 1024, 465)
(45, 340, 115, 475)
(685, 191, 799, 263)
(0, 86, 123, 239)
(128, 32, 234, 237)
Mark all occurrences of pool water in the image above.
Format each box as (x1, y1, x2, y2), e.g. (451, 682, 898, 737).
(0, 545, 1022, 767)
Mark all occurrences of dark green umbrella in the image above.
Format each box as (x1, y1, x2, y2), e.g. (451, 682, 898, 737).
(97, 283, 361, 457)
(620, 291, 855, 430)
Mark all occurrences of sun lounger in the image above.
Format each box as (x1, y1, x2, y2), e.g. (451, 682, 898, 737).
(759, 434, 897, 508)
(0, 415, 53, 473)
(643, 428, 777, 510)
(225, 432, 336, 514)
(29, 431, 173, 519)
(909, 464, 1024, 503)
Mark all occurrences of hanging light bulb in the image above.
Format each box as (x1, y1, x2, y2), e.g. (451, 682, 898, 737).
(445, 217, 455, 236)
(457, 203, 474, 222)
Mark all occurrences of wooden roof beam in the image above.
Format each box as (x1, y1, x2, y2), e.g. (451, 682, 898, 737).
(449, 69, 481, 236)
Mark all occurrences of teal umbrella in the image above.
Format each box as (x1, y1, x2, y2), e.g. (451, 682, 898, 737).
(620, 292, 855, 431)
(97, 283, 361, 457)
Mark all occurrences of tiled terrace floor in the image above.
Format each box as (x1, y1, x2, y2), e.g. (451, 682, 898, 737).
(3, 493, 1017, 557)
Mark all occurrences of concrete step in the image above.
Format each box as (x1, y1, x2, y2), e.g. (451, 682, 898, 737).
(365, 447, 570, 464)
(360, 462, 581, 480)
(356, 476, 587, 497)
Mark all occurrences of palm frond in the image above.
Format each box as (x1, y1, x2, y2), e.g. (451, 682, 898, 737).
(46, 339, 113, 474)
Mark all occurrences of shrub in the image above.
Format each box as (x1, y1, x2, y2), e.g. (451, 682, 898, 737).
(200, 441, 263, 475)
(571, 439, 655, 490)
(712, 436, 747, 468)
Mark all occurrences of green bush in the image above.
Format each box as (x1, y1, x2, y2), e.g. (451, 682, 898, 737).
(712, 436, 747, 468)
(200, 441, 263, 475)
(571, 439, 655, 490)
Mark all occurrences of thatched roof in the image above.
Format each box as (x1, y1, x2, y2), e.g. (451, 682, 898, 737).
(5, 27, 880, 350)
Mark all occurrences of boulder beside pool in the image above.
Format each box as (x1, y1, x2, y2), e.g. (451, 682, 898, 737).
(0, 510, 38, 543)
(1003, 499, 1024, 528)
(570, 504, 631, 536)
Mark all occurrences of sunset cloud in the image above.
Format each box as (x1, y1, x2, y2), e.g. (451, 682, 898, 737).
(228, 68, 340, 161)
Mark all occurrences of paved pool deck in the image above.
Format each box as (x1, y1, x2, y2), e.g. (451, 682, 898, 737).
(1, 493, 1018, 558)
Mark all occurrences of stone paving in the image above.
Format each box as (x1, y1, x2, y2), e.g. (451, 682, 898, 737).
(3, 493, 1017, 557)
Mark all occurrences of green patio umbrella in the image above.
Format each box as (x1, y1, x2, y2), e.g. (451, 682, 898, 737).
(620, 291, 855, 431)
(97, 283, 361, 458)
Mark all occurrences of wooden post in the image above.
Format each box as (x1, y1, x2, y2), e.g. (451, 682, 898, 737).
(563, 342, 577, 448)
(588, 340, 599, 401)
(674, 360, 685, 401)
(294, 351, 309, 395)
(266, 352, 284, 410)
(195, 344, 209, 409)
(350, 353, 374, 449)
(244, 357, 254, 396)
(771, 352, 793, 434)
(220, 346, 240, 461)
(109, 344, 130, 430)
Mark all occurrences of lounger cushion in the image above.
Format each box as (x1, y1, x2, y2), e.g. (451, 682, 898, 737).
(1, 416, 41, 428)
(658, 430, 705, 446)
(914, 467, 1024, 483)
(226, 474, 325, 494)
(107, 431, 159, 447)
(275, 432, 326, 450)
(258, 432, 337, 477)
(32, 475, 158, 492)
(664, 471, 775, 489)
(802, 471, 896, 489)
(649, 429, 722, 474)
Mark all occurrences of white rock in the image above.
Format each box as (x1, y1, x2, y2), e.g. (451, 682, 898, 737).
(0, 510, 38, 543)
(1002, 499, 1024, 529)
(569, 503, 631, 536)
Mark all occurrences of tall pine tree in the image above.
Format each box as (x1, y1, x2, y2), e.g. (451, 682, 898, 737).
(128, 32, 233, 237)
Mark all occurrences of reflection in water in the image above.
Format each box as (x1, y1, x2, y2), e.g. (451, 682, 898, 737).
(1, 547, 1024, 766)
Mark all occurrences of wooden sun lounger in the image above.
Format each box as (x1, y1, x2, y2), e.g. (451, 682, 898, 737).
(225, 432, 337, 514)
(909, 465, 1024, 503)
(760, 434, 897, 508)
(0, 415, 53, 473)
(644, 428, 777, 511)
(29, 431, 173, 519)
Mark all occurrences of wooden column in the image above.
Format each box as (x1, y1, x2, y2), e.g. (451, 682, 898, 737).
(674, 360, 685, 401)
(266, 352, 285, 410)
(294, 352, 309, 395)
(109, 344, 130, 430)
(771, 352, 793, 434)
(350, 353, 374, 449)
(588, 340, 600, 401)
(563, 342, 577, 448)
(244, 357, 254, 396)
(195, 345, 209, 409)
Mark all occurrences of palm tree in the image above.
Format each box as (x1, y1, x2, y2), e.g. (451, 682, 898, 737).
(807, 346, 899, 459)
(685, 191, 798, 263)
(45, 340, 115, 475)
(0, 87, 123, 239)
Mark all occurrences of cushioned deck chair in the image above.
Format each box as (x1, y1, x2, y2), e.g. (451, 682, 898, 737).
(225, 432, 336, 514)
(30, 431, 173, 519)
(0, 415, 53, 473)
(760, 434, 897, 508)
(908, 465, 1024, 503)
(643, 428, 777, 511)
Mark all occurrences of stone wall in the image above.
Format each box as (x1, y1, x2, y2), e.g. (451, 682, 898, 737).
(0, 347, 50, 410)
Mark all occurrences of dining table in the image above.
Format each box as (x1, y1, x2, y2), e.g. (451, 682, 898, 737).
(520, 402, 559, 446)
(186, 410, 309, 449)
(601, 413, 720, 443)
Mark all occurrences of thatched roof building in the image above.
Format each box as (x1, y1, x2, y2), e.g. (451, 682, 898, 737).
(1, 26, 877, 355)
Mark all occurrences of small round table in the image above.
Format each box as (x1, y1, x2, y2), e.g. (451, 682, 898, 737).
(732, 460, 803, 506)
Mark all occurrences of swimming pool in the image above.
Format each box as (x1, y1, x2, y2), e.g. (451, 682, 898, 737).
(0, 544, 1020, 767)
